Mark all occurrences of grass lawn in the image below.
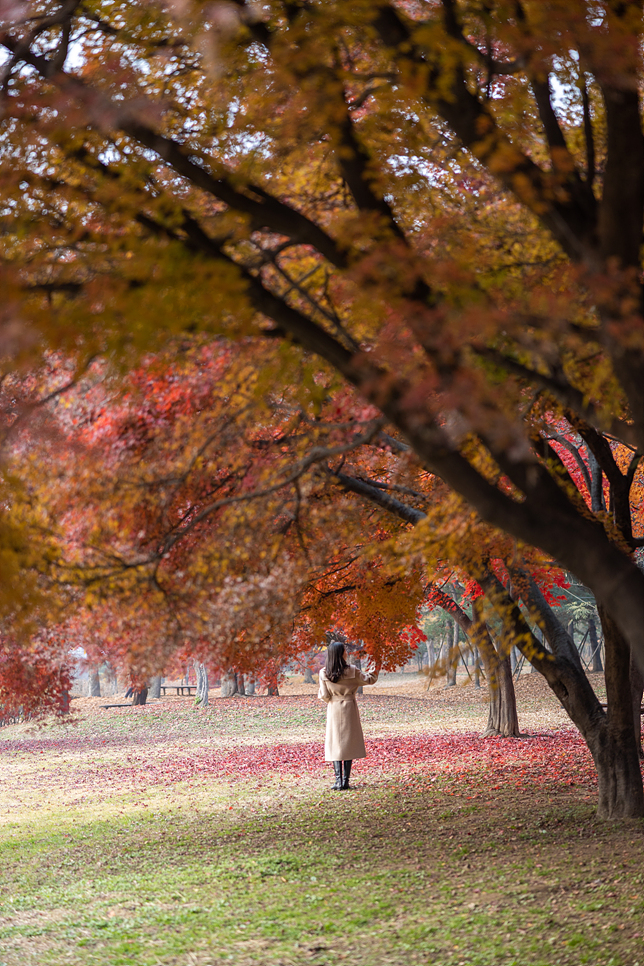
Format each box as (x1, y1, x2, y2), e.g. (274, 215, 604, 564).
(0, 676, 642, 966)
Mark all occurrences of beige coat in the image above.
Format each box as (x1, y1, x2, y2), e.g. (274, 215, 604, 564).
(318, 664, 378, 761)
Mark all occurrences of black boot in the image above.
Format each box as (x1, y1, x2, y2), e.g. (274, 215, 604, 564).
(342, 760, 352, 790)
(332, 761, 343, 790)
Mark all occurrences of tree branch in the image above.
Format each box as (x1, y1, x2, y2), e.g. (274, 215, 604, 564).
(373, 4, 596, 262)
(581, 77, 596, 188)
(474, 345, 637, 445)
(508, 566, 584, 670)
(0, 34, 348, 269)
(329, 468, 426, 525)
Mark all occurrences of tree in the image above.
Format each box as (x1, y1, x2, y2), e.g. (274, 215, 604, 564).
(17, 342, 420, 691)
(1, 1, 644, 814)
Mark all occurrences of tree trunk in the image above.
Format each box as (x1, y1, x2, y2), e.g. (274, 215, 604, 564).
(630, 651, 643, 760)
(473, 647, 481, 689)
(510, 647, 517, 672)
(445, 622, 457, 687)
(237, 673, 246, 696)
(430, 589, 520, 735)
(592, 607, 644, 819)
(102, 662, 118, 695)
(149, 675, 162, 699)
(194, 662, 209, 706)
(303, 667, 314, 683)
(89, 667, 101, 697)
(132, 686, 148, 706)
(468, 599, 521, 737)
(484, 569, 642, 817)
(220, 669, 238, 697)
(245, 673, 256, 695)
(265, 671, 280, 696)
(481, 655, 521, 738)
(588, 617, 603, 673)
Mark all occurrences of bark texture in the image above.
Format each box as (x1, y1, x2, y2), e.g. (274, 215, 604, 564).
(149, 675, 162, 700)
(220, 670, 238, 697)
(132, 686, 148, 706)
(481, 655, 520, 738)
(88, 668, 101, 698)
(592, 607, 644, 819)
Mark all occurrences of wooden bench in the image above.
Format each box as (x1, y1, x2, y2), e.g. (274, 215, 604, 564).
(160, 684, 196, 696)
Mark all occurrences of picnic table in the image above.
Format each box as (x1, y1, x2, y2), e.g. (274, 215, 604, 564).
(160, 683, 196, 696)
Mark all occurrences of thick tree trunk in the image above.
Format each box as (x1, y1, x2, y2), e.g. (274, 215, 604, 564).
(220, 669, 238, 697)
(237, 673, 246, 696)
(132, 686, 148, 705)
(481, 655, 521, 738)
(89, 667, 101, 697)
(485, 569, 642, 817)
(591, 726, 644, 820)
(468, 600, 520, 737)
(149, 675, 162, 699)
(592, 607, 644, 818)
(303, 667, 314, 683)
(245, 673, 256, 695)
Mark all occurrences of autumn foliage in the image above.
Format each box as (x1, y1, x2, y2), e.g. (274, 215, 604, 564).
(0, 1, 644, 815)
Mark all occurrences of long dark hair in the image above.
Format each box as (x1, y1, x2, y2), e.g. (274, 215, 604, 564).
(325, 641, 348, 683)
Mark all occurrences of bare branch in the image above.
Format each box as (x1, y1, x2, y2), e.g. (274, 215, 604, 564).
(0, 34, 348, 269)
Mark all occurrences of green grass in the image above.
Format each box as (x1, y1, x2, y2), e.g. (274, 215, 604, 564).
(1, 779, 643, 966)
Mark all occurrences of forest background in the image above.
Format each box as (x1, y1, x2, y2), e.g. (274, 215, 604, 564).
(0, 0, 643, 819)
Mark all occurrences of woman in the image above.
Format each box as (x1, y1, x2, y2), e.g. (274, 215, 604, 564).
(317, 641, 379, 790)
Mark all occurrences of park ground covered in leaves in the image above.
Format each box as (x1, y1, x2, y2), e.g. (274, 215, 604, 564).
(1, 677, 643, 966)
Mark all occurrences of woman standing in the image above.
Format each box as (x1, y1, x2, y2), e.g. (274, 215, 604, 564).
(318, 641, 379, 790)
